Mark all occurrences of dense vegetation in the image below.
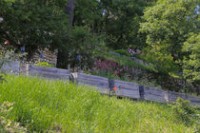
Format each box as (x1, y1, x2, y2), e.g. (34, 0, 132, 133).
(0, 75, 199, 132)
(1, 1, 200, 132)
(0, 0, 200, 93)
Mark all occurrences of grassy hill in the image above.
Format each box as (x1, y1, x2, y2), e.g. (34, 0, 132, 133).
(0, 75, 199, 133)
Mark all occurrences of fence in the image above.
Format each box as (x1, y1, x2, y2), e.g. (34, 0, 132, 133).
(2, 61, 200, 106)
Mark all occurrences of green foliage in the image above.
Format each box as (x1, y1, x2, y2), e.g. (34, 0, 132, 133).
(115, 49, 130, 56)
(67, 26, 105, 69)
(0, 75, 199, 132)
(69, 26, 100, 52)
(57, 0, 106, 69)
(182, 33, 200, 82)
(35, 61, 54, 68)
(101, 0, 152, 49)
(97, 50, 155, 72)
(0, 45, 26, 62)
(70, 0, 106, 53)
(173, 98, 194, 123)
(172, 98, 200, 132)
(0, 0, 69, 51)
(0, 102, 27, 133)
(140, 0, 200, 75)
(0, 45, 26, 82)
(1, 0, 200, 94)
(74, 0, 103, 28)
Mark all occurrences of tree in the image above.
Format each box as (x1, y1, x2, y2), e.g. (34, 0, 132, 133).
(139, 0, 200, 91)
(57, 0, 106, 69)
(182, 33, 200, 94)
(100, 0, 154, 50)
(0, 0, 69, 55)
(140, 0, 200, 75)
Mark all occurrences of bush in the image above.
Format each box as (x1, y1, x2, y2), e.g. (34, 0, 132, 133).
(0, 44, 26, 82)
(172, 98, 199, 127)
(35, 61, 54, 68)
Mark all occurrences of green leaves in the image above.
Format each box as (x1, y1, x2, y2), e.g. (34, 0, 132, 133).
(182, 33, 200, 82)
(140, 0, 200, 76)
(101, 0, 151, 49)
(0, 0, 69, 51)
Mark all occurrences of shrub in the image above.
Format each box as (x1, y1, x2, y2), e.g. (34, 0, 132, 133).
(0, 44, 27, 82)
(172, 98, 200, 132)
(172, 98, 195, 125)
(35, 61, 54, 68)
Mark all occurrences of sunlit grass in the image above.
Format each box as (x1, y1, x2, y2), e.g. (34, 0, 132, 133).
(0, 75, 198, 133)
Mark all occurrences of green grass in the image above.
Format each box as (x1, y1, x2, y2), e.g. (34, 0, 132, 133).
(96, 50, 156, 72)
(0, 75, 199, 133)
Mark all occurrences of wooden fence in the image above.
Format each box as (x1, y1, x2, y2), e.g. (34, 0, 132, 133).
(2, 61, 200, 106)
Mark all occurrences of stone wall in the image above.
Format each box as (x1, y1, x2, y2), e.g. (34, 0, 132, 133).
(31, 48, 58, 66)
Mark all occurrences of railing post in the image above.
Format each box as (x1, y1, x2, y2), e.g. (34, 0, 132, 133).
(26, 64, 30, 76)
(69, 72, 78, 84)
(164, 91, 169, 102)
(108, 79, 116, 96)
(20, 63, 29, 76)
(139, 85, 144, 100)
(117, 85, 122, 99)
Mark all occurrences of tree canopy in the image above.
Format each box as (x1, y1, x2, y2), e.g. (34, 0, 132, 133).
(0, 0, 69, 52)
(140, 0, 200, 75)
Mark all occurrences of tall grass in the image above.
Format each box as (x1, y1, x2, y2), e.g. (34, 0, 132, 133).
(0, 75, 198, 132)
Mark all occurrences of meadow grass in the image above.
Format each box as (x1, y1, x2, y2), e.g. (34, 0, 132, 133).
(0, 75, 198, 133)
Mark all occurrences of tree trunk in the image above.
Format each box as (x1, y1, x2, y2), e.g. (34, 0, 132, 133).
(65, 0, 75, 26)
